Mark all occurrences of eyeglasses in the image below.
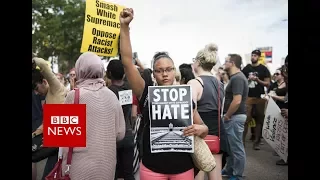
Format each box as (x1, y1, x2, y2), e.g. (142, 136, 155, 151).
(154, 67, 175, 74)
(225, 60, 233, 64)
(70, 73, 76, 77)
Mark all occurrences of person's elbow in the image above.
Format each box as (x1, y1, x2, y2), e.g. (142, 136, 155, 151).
(233, 94, 242, 105)
(116, 117, 126, 141)
(263, 79, 271, 87)
(265, 82, 270, 87)
(117, 125, 126, 142)
(200, 124, 209, 138)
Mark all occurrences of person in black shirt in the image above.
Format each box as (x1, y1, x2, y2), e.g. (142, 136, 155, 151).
(242, 50, 271, 150)
(119, 8, 208, 180)
(179, 68, 195, 85)
(107, 60, 135, 180)
(269, 68, 287, 109)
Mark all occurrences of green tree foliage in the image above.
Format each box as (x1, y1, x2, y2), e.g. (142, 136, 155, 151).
(32, 0, 85, 74)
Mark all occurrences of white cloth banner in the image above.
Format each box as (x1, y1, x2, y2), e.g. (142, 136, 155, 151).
(262, 98, 288, 162)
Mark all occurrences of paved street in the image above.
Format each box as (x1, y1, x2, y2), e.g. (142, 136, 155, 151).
(216, 138, 288, 180)
(36, 138, 288, 180)
(238, 139, 288, 180)
(36, 158, 47, 180)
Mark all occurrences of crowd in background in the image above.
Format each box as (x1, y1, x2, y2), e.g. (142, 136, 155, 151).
(32, 7, 288, 180)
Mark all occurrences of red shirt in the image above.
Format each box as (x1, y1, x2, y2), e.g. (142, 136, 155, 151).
(132, 95, 141, 114)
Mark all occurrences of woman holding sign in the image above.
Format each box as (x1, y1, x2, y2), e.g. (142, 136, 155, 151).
(188, 44, 227, 180)
(119, 8, 209, 180)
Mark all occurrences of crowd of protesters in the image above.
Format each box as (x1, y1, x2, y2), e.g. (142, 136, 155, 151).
(32, 7, 288, 180)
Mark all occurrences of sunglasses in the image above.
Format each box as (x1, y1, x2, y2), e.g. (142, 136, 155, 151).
(274, 73, 280, 76)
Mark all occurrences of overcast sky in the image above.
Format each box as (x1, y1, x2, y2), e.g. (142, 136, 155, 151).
(108, 0, 288, 70)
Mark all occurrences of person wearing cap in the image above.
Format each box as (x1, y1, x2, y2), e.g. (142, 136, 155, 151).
(241, 50, 271, 150)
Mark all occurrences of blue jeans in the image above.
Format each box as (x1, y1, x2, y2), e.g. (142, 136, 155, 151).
(223, 114, 247, 180)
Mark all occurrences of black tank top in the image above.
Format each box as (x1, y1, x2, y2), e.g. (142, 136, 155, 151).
(275, 86, 288, 109)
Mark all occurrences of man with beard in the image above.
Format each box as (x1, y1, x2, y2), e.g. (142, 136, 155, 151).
(241, 50, 271, 150)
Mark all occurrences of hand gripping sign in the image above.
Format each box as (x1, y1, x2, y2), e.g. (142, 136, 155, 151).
(43, 104, 86, 147)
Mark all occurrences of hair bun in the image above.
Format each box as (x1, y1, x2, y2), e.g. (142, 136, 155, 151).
(200, 43, 218, 65)
(153, 51, 169, 60)
(205, 43, 218, 52)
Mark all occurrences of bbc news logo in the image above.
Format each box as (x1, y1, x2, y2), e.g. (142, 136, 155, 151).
(48, 116, 81, 136)
(43, 104, 86, 147)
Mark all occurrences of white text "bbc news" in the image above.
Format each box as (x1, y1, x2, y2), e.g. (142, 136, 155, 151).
(51, 116, 79, 124)
(48, 116, 81, 136)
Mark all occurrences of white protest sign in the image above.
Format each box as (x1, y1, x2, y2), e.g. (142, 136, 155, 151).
(148, 85, 194, 153)
(118, 90, 133, 106)
(262, 98, 288, 162)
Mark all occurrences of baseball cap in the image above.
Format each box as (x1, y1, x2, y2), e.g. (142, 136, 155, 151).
(251, 50, 261, 56)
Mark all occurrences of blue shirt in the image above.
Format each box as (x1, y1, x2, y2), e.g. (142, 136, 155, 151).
(32, 91, 45, 132)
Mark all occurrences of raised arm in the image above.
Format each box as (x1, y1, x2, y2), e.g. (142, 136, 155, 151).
(33, 57, 64, 95)
(119, 8, 145, 99)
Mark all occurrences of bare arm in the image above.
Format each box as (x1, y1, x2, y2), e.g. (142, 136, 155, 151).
(131, 104, 138, 121)
(187, 79, 202, 107)
(33, 58, 64, 94)
(32, 124, 43, 136)
(257, 77, 270, 87)
(193, 109, 208, 138)
(120, 18, 145, 99)
(271, 95, 285, 102)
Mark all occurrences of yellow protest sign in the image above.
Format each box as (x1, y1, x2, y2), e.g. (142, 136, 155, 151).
(80, 0, 125, 57)
(258, 52, 266, 65)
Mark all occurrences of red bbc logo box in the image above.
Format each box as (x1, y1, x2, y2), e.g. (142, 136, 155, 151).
(43, 104, 86, 147)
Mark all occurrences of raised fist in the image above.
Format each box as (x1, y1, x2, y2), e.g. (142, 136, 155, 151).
(120, 8, 134, 26)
